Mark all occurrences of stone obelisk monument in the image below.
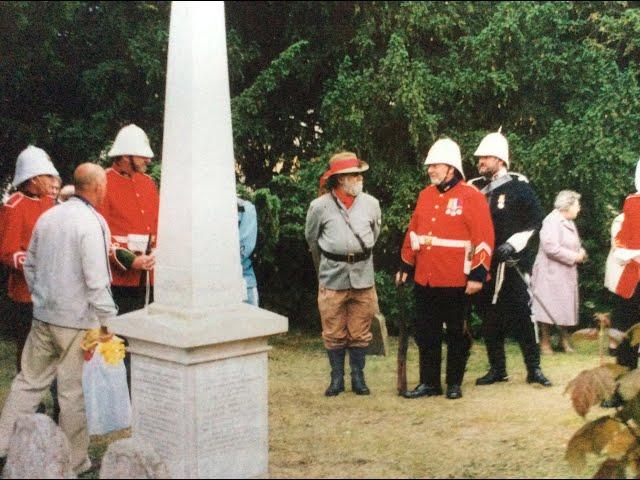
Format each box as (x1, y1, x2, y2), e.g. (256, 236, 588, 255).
(109, 2, 288, 478)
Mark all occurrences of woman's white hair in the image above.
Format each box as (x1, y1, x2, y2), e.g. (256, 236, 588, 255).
(554, 190, 581, 211)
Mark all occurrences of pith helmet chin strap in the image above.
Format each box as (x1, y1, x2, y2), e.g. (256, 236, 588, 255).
(128, 156, 138, 174)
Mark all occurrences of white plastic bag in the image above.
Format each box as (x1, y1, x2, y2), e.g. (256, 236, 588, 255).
(82, 350, 132, 436)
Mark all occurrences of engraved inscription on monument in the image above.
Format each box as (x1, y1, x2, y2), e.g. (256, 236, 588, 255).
(132, 356, 188, 475)
(195, 353, 269, 477)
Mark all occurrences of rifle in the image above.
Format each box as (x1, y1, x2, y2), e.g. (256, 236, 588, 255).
(462, 300, 473, 367)
(396, 283, 409, 395)
(144, 234, 154, 313)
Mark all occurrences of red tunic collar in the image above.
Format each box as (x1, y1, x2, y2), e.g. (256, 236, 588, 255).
(112, 168, 132, 179)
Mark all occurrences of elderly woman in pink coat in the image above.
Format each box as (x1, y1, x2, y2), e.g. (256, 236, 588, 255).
(531, 190, 587, 354)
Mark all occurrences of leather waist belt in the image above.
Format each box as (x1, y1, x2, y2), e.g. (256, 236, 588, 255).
(321, 249, 371, 264)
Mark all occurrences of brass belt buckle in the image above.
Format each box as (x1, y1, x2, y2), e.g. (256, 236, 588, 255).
(422, 235, 434, 246)
(347, 253, 355, 263)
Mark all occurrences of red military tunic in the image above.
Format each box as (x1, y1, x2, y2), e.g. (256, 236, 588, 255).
(0, 193, 54, 302)
(614, 194, 640, 298)
(401, 181, 494, 287)
(98, 168, 159, 287)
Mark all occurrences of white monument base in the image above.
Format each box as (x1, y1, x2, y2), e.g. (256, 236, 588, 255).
(109, 303, 288, 479)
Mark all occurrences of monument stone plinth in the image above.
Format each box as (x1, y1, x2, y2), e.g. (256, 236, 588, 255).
(109, 2, 288, 478)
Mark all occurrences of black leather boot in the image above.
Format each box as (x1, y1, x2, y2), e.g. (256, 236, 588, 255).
(475, 368, 509, 385)
(403, 383, 443, 398)
(526, 367, 552, 387)
(403, 347, 442, 398)
(476, 339, 508, 385)
(325, 349, 345, 397)
(446, 384, 463, 400)
(349, 347, 370, 395)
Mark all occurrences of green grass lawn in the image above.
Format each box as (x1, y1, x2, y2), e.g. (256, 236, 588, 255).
(0, 331, 613, 478)
(268, 331, 610, 479)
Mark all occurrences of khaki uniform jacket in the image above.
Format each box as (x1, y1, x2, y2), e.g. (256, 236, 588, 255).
(305, 192, 381, 290)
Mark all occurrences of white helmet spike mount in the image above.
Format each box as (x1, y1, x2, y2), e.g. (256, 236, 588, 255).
(424, 138, 465, 179)
(12, 146, 59, 188)
(474, 128, 509, 168)
(107, 124, 154, 159)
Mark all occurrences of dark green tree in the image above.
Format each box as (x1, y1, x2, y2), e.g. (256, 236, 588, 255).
(3, 1, 640, 329)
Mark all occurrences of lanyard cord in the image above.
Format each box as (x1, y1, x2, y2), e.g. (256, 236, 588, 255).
(330, 192, 368, 253)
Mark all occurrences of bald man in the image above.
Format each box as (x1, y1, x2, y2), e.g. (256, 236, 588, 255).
(0, 163, 117, 475)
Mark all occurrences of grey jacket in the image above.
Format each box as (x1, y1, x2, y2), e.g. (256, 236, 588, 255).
(305, 192, 381, 290)
(24, 197, 118, 329)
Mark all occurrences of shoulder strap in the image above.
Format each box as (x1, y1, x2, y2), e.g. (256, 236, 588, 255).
(330, 193, 368, 253)
(481, 175, 513, 196)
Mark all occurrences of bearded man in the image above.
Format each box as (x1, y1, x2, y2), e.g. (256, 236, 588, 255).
(396, 138, 494, 400)
(305, 152, 382, 397)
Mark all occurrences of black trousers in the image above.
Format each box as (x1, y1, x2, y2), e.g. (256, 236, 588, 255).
(413, 285, 469, 387)
(612, 284, 640, 369)
(112, 286, 154, 390)
(472, 266, 540, 372)
(8, 301, 32, 372)
(112, 286, 153, 315)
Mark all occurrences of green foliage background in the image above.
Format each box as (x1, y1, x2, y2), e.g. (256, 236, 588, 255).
(2, 1, 640, 330)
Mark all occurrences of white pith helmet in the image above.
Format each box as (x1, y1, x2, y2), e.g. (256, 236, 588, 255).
(424, 138, 465, 179)
(107, 124, 154, 158)
(12, 146, 59, 188)
(474, 127, 509, 168)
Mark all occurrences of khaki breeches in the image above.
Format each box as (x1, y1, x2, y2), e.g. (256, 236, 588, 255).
(318, 285, 377, 349)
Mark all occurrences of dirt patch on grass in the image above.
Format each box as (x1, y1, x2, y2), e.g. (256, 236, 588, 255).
(269, 333, 607, 478)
